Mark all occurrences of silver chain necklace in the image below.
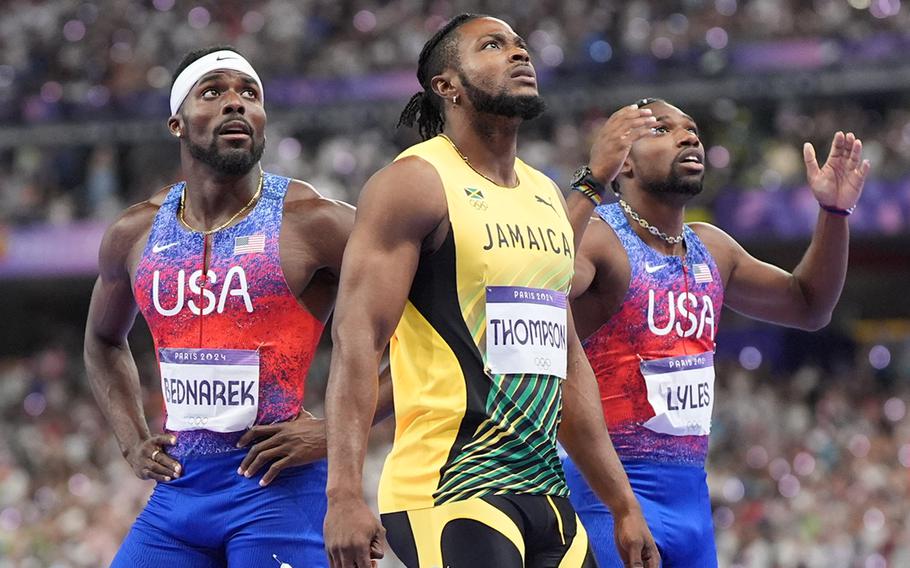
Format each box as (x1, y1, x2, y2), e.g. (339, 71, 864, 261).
(618, 199, 684, 245)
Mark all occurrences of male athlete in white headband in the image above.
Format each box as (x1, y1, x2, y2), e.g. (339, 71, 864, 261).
(85, 44, 356, 567)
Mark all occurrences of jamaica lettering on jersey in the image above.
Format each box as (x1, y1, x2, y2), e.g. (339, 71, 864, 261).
(583, 202, 724, 466)
(379, 136, 575, 513)
(133, 174, 324, 457)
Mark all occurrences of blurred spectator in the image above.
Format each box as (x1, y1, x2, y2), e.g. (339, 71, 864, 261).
(2, 1, 910, 235)
(709, 352, 910, 568)
(2, 0, 909, 124)
(4, 95, 910, 238)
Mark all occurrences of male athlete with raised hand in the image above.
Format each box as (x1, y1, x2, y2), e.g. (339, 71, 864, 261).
(564, 98, 870, 567)
(84, 46, 352, 566)
(323, 14, 659, 568)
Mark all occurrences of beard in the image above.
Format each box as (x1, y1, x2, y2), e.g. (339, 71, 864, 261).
(185, 123, 265, 177)
(643, 166, 704, 196)
(459, 72, 546, 120)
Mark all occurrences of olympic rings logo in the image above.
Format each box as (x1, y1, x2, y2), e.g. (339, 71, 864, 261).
(534, 357, 551, 370)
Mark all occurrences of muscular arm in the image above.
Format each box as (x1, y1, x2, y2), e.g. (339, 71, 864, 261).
(559, 305, 637, 513)
(569, 218, 604, 301)
(83, 206, 180, 481)
(559, 200, 657, 564)
(325, 159, 443, 499)
(313, 199, 402, 427)
(84, 229, 147, 455)
(280, 186, 356, 322)
(569, 219, 630, 340)
(324, 157, 445, 567)
(559, 304, 659, 566)
(301, 196, 356, 282)
(708, 130, 870, 331)
(696, 213, 848, 331)
(566, 190, 600, 254)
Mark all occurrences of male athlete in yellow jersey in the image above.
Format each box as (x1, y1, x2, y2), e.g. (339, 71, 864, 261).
(323, 14, 659, 568)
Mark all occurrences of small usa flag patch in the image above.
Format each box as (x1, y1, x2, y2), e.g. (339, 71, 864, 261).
(234, 234, 265, 255)
(693, 263, 713, 283)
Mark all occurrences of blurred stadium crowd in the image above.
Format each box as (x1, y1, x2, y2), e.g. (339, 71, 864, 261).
(2, 0, 910, 233)
(2, 0, 909, 123)
(4, 97, 910, 234)
(1, 0, 909, 567)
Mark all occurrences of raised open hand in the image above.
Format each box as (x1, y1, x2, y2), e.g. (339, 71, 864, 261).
(803, 131, 871, 212)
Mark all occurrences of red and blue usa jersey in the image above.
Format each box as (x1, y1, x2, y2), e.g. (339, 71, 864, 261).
(133, 174, 324, 457)
(583, 203, 724, 467)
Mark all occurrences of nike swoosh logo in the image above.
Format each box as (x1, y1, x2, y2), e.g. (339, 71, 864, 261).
(216, 55, 238, 61)
(645, 262, 668, 273)
(152, 242, 179, 253)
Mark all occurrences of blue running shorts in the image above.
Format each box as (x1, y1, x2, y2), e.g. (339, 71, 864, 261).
(111, 450, 327, 568)
(563, 457, 718, 568)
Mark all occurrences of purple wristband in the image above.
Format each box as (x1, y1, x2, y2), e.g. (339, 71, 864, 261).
(820, 203, 855, 216)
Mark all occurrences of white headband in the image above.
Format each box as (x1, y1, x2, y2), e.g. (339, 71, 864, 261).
(169, 50, 264, 115)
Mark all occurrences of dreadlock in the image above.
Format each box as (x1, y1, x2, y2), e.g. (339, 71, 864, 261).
(397, 13, 483, 140)
(612, 97, 665, 194)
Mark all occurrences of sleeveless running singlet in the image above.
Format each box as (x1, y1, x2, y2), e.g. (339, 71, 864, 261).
(379, 136, 576, 513)
(564, 201, 726, 568)
(583, 202, 724, 466)
(133, 173, 324, 457)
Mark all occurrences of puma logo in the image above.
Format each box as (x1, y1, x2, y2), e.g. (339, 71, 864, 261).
(535, 194, 556, 213)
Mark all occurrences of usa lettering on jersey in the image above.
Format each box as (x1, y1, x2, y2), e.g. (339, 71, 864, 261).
(152, 266, 253, 316)
(646, 289, 715, 340)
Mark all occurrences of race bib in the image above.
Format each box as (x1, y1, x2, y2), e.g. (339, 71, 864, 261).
(640, 352, 715, 436)
(159, 348, 259, 433)
(486, 286, 568, 378)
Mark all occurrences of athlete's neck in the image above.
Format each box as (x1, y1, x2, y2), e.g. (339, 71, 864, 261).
(443, 113, 520, 187)
(180, 161, 262, 230)
(622, 188, 688, 256)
